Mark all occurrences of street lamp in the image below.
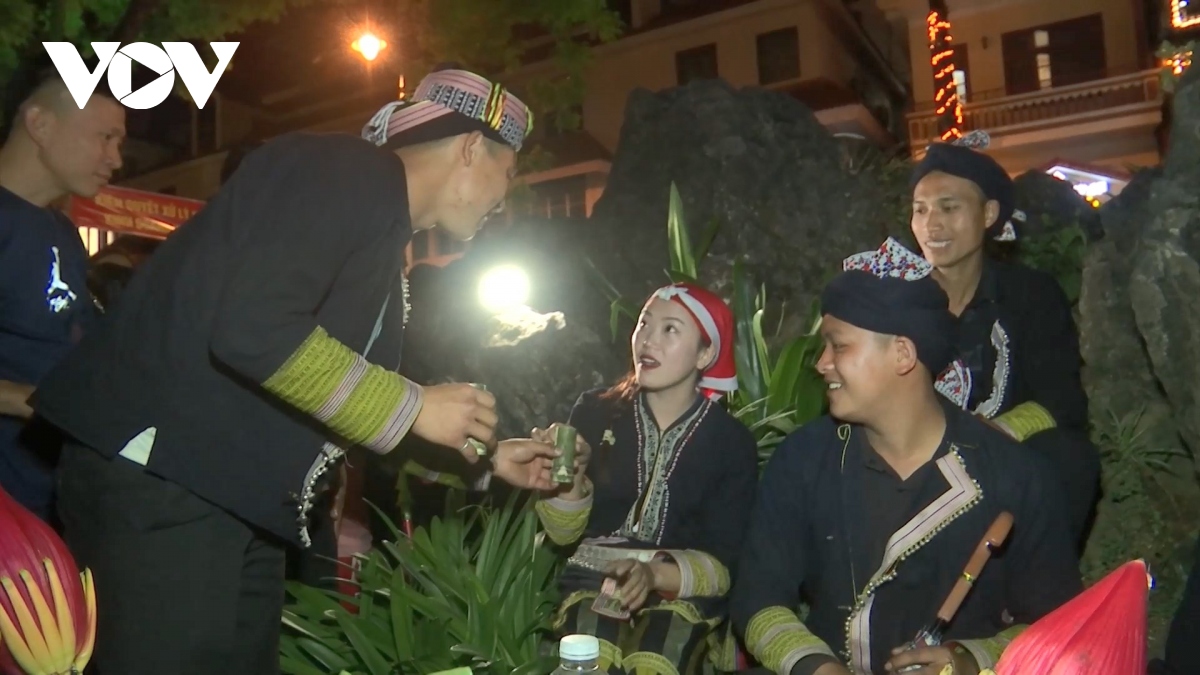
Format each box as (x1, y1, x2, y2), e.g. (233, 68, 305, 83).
(352, 32, 387, 61)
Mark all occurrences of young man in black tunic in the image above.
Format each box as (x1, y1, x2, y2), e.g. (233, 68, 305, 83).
(732, 239, 1082, 675)
(31, 67, 561, 674)
(910, 133, 1100, 544)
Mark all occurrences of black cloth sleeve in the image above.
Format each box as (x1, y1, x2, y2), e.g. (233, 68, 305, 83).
(207, 135, 410, 384)
(1014, 270, 1089, 430)
(1003, 448, 1084, 623)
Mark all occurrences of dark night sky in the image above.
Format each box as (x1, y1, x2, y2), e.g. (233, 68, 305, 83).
(215, 1, 401, 107)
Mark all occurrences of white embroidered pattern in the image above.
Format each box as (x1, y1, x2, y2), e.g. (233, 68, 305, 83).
(842, 238, 933, 280)
(45, 246, 77, 313)
(972, 321, 1011, 419)
(296, 441, 346, 547)
(843, 447, 983, 673)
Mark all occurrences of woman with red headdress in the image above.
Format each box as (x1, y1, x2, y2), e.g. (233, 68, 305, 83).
(533, 282, 759, 675)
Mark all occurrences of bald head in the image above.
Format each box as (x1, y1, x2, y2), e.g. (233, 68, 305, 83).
(2, 70, 125, 202)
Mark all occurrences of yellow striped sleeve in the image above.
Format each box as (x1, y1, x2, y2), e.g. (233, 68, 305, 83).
(746, 606, 838, 675)
(658, 550, 730, 598)
(534, 486, 592, 546)
(263, 327, 423, 454)
(956, 624, 1027, 669)
(994, 402, 1056, 441)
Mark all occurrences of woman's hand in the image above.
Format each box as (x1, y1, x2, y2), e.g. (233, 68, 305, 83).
(531, 423, 592, 497)
(606, 559, 654, 613)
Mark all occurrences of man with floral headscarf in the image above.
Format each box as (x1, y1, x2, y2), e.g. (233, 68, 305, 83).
(29, 66, 561, 674)
(732, 239, 1081, 675)
(911, 132, 1099, 546)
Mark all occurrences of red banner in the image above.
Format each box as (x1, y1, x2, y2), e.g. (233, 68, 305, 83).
(67, 186, 205, 239)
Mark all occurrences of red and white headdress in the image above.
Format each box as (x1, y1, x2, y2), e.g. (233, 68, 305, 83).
(651, 283, 738, 400)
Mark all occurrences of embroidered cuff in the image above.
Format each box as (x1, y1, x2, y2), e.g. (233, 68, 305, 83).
(264, 327, 424, 453)
(746, 606, 838, 675)
(534, 485, 592, 546)
(657, 549, 730, 598)
(956, 624, 1027, 669)
(994, 402, 1056, 442)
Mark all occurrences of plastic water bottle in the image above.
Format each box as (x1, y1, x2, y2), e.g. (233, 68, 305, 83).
(553, 634, 604, 674)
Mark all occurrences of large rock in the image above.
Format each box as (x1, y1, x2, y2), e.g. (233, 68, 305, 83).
(1013, 170, 1103, 242)
(1075, 65, 1199, 646)
(587, 79, 894, 312)
(1123, 62, 1200, 475)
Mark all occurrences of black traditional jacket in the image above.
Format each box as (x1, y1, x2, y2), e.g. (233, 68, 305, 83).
(536, 389, 759, 619)
(731, 400, 1082, 675)
(34, 133, 418, 545)
(955, 259, 1088, 441)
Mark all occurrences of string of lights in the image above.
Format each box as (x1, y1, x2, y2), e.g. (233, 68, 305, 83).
(926, 2, 963, 141)
(1171, 0, 1200, 30)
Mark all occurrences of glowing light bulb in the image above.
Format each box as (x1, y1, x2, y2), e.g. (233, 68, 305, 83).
(352, 33, 386, 61)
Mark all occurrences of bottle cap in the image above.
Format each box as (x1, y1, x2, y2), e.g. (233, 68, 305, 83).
(559, 634, 601, 661)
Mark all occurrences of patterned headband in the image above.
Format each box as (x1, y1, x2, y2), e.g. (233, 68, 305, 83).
(362, 69, 533, 151)
(844, 239, 975, 409)
(946, 130, 1022, 242)
(842, 237, 934, 280)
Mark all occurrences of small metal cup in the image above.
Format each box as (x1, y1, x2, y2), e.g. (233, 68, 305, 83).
(552, 424, 577, 485)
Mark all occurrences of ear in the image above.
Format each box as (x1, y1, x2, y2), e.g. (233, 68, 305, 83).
(983, 199, 1001, 230)
(460, 131, 487, 166)
(23, 105, 56, 146)
(892, 336, 921, 377)
(696, 342, 717, 372)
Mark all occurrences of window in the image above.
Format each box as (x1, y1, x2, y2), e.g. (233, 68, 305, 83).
(756, 27, 800, 84)
(949, 44, 970, 103)
(675, 44, 718, 85)
(1001, 14, 1106, 95)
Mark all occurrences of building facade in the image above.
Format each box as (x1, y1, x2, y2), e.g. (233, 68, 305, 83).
(881, 0, 1169, 201)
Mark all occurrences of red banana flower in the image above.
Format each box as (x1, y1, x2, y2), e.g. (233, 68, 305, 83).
(0, 488, 96, 675)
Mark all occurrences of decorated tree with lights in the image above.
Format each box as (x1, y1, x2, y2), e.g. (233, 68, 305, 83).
(926, 0, 964, 141)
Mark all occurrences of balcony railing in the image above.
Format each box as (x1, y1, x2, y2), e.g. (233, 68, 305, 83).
(907, 69, 1162, 144)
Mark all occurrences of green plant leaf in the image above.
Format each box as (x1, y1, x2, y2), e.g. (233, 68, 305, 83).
(334, 613, 392, 675)
(667, 182, 697, 279)
(296, 637, 353, 671)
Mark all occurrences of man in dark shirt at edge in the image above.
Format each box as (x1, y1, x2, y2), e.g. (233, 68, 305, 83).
(32, 66, 562, 674)
(0, 72, 124, 521)
(732, 239, 1081, 675)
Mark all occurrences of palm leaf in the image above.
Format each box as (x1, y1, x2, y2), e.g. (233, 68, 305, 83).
(666, 182, 697, 279)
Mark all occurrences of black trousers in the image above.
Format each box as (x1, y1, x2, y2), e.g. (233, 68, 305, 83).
(1024, 427, 1100, 548)
(57, 442, 286, 675)
(1162, 536, 1200, 675)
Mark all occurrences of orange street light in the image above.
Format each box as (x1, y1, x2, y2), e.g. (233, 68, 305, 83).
(352, 32, 386, 61)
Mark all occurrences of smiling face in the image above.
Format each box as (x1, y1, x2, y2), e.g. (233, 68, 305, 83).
(911, 171, 998, 270)
(434, 132, 517, 241)
(27, 93, 125, 199)
(817, 315, 921, 423)
(632, 298, 716, 394)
